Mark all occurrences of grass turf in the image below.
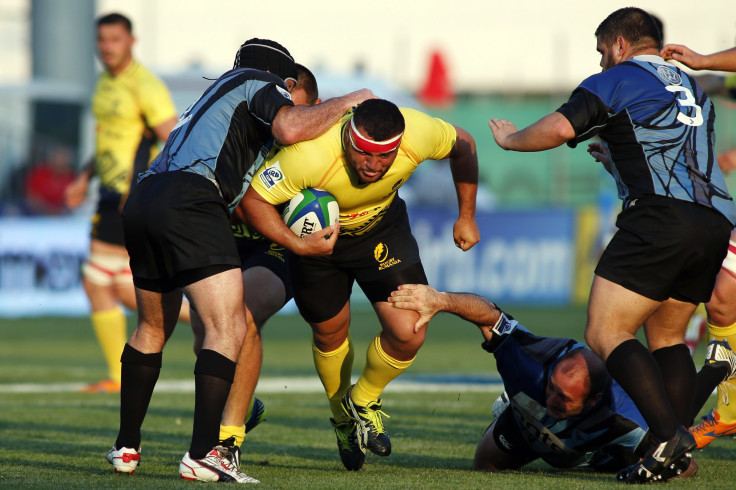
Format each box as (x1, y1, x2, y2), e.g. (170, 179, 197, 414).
(1, 307, 735, 488)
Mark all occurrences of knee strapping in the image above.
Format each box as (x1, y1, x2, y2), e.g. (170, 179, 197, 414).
(721, 240, 736, 277)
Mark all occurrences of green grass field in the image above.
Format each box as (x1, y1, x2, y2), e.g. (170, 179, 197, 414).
(1, 306, 735, 488)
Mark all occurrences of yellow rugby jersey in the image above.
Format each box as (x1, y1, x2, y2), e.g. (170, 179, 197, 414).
(251, 108, 457, 236)
(92, 60, 176, 194)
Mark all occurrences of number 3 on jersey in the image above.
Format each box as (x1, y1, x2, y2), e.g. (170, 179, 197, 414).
(666, 85, 703, 127)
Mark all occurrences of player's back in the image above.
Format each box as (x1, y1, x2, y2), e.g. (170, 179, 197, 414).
(578, 56, 736, 224)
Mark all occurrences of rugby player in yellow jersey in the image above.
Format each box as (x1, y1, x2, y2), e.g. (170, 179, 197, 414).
(64, 13, 184, 393)
(241, 98, 479, 470)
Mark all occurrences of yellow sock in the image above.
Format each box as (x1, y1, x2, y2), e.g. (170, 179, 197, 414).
(220, 424, 246, 447)
(91, 308, 127, 383)
(313, 336, 354, 421)
(708, 321, 736, 423)
(352, 335, 414, 407)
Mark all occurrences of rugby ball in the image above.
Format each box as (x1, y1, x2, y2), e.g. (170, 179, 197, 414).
(281, 188, 339, 237)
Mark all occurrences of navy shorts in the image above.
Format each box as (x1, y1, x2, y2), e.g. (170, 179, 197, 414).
(90, 189, 126, 246)
(234, 233, 294, 303)
(596, 195, 732, 303)
(292, 197, 428, 323)
(123, 171, 240, 292)
(490, 405, 537, 466)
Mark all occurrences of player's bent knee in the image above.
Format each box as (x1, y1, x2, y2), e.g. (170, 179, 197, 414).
(707, 305, 735, 327)
(707, 291, 736, 326)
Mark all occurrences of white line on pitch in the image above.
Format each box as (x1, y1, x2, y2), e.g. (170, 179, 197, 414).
(0, 376, 503, 394)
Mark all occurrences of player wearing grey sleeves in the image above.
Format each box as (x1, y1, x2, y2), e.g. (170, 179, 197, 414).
(108, 38, 373, 483)
(489, 8, 734, 483)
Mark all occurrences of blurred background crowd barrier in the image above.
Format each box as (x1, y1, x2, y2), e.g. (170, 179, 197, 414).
(2, 0, 736, 316)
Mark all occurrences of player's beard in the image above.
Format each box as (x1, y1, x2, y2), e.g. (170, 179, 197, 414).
(355, 164, 388, 184)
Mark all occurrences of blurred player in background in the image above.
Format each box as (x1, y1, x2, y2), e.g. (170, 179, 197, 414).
(388, 284, 696, 479)
(242, 98, 479, 471)
(489, 7, 736, 483)
(64, 12, 183, 394)
(661, 42, 736, 449)
(190, 62, 322, 462)
(108, 37, 373, 483)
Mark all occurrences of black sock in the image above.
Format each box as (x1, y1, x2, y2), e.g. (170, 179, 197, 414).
(651, 344, 695, 427)
(116, 344, 162, 449)
(692, 364, 728, 423)
(188, 349, 236, 460)
(605, 339, 678, 441)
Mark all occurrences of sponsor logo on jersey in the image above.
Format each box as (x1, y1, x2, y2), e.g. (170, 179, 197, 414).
(511, 403, 575, 457)
(259, 161, 284, 189)
(657, 65, 682, 86)
(276, 85, 291, 99)
(373, 242, 402, 270)
(341, 207, 388, 237)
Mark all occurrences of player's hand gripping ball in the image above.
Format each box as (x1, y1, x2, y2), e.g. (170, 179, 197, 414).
(281, 188, 339, 238)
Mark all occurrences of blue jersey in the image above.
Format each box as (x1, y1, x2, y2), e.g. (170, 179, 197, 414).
(494, 323, 647, 471)
(558, 55, 736, 225)
(141, 68, 294, 210)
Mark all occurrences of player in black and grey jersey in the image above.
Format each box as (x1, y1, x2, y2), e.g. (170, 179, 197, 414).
(488, 7, 735, 484)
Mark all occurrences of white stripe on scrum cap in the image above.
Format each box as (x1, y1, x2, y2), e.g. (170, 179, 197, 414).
(241, 43, 294, 62)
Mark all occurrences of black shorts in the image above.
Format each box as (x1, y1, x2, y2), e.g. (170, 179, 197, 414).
(596, 195, 732, 303)
(90, 189, 125, 246)
(122, 171, 240, 292)
(292, 197, 428, 323)
(235, 235, 294, 303)
(490, 405, 538, 467)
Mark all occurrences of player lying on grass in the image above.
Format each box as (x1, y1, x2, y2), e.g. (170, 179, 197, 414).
(388, 284, 696, 480)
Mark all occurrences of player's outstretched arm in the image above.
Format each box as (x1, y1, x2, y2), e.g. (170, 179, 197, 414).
(447, 126, 480, 251)
(271, 88, 376, 145)
(388, 284, 445, 331)
(389, 284, 501, 334)
(661, 44, 736, 72)
(488, 112, 574, 152)
(241, 186, 338, 256)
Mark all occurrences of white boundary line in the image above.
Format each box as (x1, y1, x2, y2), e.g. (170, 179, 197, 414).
(0, 376, 504, 394)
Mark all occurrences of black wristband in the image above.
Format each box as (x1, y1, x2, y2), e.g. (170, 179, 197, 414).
(480, 311, 515, 353)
